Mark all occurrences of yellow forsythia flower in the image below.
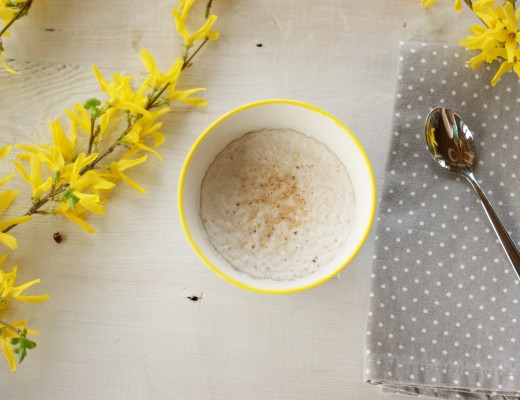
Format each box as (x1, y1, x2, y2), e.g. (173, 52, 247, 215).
(14, 153, 52, 199)
(486, 2, 519, 63)
(54, 153, 115, 233)
(173, 9, 219, 47)
(93, 55, 182, 163)
(57, 208, 94, 234)
(16, 119, 77, 171)
(0, 145, 31, 249)
(490, 49, 520, 85)
(459, 1, 520, 85)
(104, 155, 148, 194)
(454, 0, 462, 12)
(90, 68, 137, 110)
(0, 254, 50, 308)
(0, 320, 38, 371)
(140, 48, 183, 90)
(139, 49, 207, 106)
(421, 0, 462, 12)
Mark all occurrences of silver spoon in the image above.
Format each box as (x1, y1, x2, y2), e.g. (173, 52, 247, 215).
(425, 107, 520, 280)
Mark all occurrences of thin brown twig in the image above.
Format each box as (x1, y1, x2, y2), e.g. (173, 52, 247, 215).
(79, 122, 133, 174)
(205, 0, 214, 18)
(183, 38, 209, 70)
(87, 117, 96, 154)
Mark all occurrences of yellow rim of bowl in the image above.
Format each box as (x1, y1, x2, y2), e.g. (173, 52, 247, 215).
(178, 99, 377, 294)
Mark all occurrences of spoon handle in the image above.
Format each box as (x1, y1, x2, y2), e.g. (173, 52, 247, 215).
(464, 171, 520, 280)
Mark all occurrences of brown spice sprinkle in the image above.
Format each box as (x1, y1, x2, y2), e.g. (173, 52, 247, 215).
(238, 169, 307, 247)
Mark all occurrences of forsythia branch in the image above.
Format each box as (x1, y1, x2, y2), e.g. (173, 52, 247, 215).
(0, 0, 219, 372)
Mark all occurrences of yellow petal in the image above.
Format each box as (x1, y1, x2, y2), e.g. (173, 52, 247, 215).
(133, 142, 163, 161)
(76, 170, 115, 191)
(173, 9, 191, 45)
(0, 145, 11, 160)
(169, 87, 206, 104)
(206, 29, 219, 41)
(0, 8, 17, 21)
(34, 177, 53, 199)
(92, 65, 109, 93)
(70, 153, 98, 187)
(0, 173, 16, 189)
(16, 294, 50, 303)
(29, 153, 42, 182)
(147, 106, 170, 120)
(179, 96, 207, 107)
(163, 59, 182, 84)
(98, 110, 114, 135)
(116, 171, 147, 194)
(9, 278, 40, 297)
(0, 254, 8, 265)
(15, 144, 44, 155)
(65, 107, 90, 134)
(190, 15, 218, 43)
(454, 0, 462, 12)
(504, 2, 517, 32)
(115, 101, 152, 119)
(145, 130, 165, 148)
(178, 0, 196, 19)
(62, 212, 95, 234)
(420, 0, 436, 7)
(0, 338, 16, 371)
(50, 120, 75, 160)
(113, 155, 148, 171)
(13, 161, 31, 185)
(491, 59, 513, 86)
(123, 124, 143, 145)
(513, 58, 520, 78)
(74, 192, 105, 215)
(0, 215, 32, 232)
(0, 52, 18, 75)
(0, 190, 20, 212)
(139, 48, 158, 76)
(0, 232, 18, 250)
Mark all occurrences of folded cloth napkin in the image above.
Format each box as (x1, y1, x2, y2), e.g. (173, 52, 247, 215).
(364, 41, 520, 399)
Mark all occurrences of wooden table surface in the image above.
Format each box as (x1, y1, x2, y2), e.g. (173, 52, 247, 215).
(0, 1, 476, 398)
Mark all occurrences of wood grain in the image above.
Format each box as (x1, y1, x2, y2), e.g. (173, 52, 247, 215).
(0, 1, 476, 399)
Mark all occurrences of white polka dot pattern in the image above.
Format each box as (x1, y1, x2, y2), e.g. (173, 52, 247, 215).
(365, 42, 520, 399)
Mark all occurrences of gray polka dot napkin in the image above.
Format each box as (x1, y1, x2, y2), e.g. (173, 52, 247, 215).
(364, 42, 520, 399)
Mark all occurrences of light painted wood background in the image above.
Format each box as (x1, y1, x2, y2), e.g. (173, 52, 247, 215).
(0, 1, 476, 399)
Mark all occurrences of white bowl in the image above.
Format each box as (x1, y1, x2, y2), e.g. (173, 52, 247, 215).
(178, 99, 376, 293)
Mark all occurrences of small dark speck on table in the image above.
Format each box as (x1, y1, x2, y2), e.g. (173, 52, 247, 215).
(256, 43, 263, 48)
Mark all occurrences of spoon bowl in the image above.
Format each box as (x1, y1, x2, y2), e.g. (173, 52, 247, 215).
(425, 107, 476, 175)
(425, 107, 520, 280)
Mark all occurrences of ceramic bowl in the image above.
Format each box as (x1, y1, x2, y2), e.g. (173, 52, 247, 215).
(178, 99, 376, 293)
